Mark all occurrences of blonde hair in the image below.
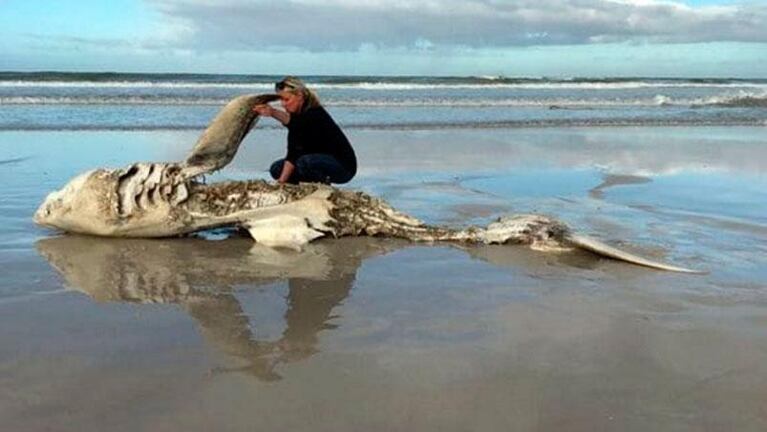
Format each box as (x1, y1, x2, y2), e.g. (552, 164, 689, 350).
(276, 76, 321, 112)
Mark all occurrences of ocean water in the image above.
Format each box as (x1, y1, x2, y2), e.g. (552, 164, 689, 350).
(2, 73, 767, 430)
(1, 72, 765, 130)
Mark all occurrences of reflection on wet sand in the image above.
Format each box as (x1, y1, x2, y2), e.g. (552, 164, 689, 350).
(35, 233, 628, 382)
(589, 173, 652, 200)
(36, 235, 401, 381)
(463, 243, 603, 274)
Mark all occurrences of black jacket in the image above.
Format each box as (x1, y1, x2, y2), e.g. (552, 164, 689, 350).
(286, 106, 356, 175)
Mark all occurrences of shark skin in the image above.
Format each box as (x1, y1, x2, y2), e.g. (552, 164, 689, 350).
(33, 94, 704, 273)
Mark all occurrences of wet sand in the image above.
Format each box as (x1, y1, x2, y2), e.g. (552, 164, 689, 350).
(1, 127, 767, 431)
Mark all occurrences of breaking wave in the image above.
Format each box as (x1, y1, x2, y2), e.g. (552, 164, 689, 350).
(692, 91, 767, 108)
(3, 94, 765, 108)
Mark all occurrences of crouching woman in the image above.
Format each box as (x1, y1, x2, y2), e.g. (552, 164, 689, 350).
(253, 76, 356, 185)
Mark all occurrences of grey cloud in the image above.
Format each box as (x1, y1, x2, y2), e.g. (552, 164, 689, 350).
(145, 0, 767, 51)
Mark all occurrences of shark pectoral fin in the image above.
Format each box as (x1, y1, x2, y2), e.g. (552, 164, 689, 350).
(234, 186, 336, 250)
(567, 234, 707, 274)
(244, 215, 326, 251)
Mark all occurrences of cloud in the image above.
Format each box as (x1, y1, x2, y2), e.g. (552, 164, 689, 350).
(144, 0, 767, 51)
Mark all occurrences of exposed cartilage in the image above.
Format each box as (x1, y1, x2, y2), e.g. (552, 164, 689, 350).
(171, 183, 189, 206)
(117, 163, 189, 217)
(118, 163, 152, 216)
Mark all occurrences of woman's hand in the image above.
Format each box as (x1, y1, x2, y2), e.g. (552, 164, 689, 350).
(253, 104, 274, 117)
(254, 104, 291, 126)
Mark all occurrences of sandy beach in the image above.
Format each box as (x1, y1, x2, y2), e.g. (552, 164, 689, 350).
(1, 126, 767, 431)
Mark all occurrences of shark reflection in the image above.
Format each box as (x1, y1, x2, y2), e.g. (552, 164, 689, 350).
(588, 173, 652, 200)
(36, 234, 400, 381)
(35, 232, 624, 381)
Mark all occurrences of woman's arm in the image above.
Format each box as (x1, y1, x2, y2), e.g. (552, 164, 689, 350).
(253, 104, 290, 126)
(278, 160, 295, 184)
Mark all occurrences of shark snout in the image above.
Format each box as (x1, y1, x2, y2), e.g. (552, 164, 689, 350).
(34, 191, 64, 227)
(33, 200, 52, 225)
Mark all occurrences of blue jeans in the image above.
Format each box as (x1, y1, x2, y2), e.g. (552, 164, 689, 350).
(270, 154, 354, 184)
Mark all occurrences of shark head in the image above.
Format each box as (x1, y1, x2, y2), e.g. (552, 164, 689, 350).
(34, 169, 121, 235)
(34, 93, 280, 238)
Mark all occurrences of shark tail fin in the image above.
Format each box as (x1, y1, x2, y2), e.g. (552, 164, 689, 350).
(567, 234, 706, 274)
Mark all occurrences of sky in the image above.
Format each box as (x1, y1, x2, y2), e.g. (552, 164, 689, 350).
(0, 0, 765, 77)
